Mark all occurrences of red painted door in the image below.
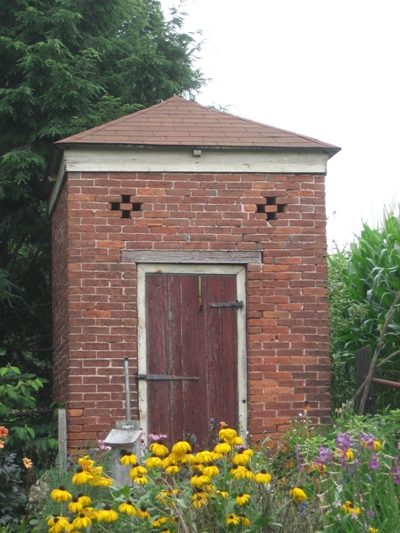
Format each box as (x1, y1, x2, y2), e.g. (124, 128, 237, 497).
(145, 273, 239, 449)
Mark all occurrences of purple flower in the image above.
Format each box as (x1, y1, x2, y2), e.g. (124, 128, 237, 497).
(393, 466, 400, 485)
(360, 432, 375, 450)
(366, 510, 375, 518)
(148, 432, 168, 442)
(369, 454, 379, 471)
(317, 446, 333, 465)
(336, 432, 352, 452)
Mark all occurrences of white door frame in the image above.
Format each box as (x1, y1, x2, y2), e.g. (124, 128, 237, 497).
(137, 263, 247, 443)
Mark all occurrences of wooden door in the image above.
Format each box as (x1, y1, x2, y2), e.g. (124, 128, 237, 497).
(143, 273, 239, 449)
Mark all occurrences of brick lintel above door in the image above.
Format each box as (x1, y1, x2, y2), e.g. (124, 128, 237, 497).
(121, 250, 262, 264)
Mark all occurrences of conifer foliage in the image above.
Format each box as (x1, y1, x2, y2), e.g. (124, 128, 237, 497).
(0, 0, 203, 378)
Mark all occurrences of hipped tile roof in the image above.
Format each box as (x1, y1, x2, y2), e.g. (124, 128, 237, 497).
(56, 96, 339, 151)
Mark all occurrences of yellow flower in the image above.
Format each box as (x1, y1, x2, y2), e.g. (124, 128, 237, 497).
(77, 455, 95, 470)
(23, 457, 33, 468)
(368, 528, 378, 533)
(145, 455, 163, 468)
(214, 441, 232, 455)
(239, 514, 251, 526)
(129, 464, 147, 478)
(171, 441, 192, 455)
(165, 464, 180, 475)
(345, 449, 354, 461)
(120, 452, 138, 465)
(156, 489, 178, 506)
(236, 493, 250, 506)
(195, 450, 212, 463)
(373, 440, 382, 451)
(242, 448, 254, 458)
(191, 462, 204, 472)
(118, 500, 136, 515)
(290, 487, 307, 503)
(341, 501, 361, 515)
(136, 506, 150, 520)
(203, 465, 219, 477)
(133, 475, 149, 484)
(230, 465, 248, 479)
(47, 516, 69, 533)
(68, 498, 83, 513)
(73, 514, 92, 530)
(232, 450, 250, 466)
(91, 476, 113, 487)
(152, 516, 175, 528)
(96, 506, 119, 523)
(219, 427, 237, 443)
(226, 513, 240, 525)
(51, 486, 72, 503)
(217, 490, 229, 499)
(255, 470, 272, 484)
(233, 436, 243, 446)
(149, 441, 169, 457)
(243, 467, 255, 480)
(77, 494, 91, 506)
(72, 467, 92, 485)
(192, 493, 209, 508)
(190, 474, 211, 488)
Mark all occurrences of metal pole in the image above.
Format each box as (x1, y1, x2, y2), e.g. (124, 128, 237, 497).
(124, 357, 131, 421)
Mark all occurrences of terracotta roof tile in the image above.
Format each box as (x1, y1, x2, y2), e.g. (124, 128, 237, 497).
(56, 96, 339, 151)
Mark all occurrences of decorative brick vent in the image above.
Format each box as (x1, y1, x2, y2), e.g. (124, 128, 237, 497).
(110, 195, 142, 218)
(255, 196, 287, 221)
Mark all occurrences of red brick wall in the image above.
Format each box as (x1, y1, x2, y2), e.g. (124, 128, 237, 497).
(52, 170, 331, 448)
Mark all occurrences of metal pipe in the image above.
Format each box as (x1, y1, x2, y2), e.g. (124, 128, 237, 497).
(124, 357, 131, 421)
(371, 377, 400, 389)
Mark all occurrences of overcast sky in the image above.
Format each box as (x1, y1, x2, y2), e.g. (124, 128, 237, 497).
(160, 0, 400, 249)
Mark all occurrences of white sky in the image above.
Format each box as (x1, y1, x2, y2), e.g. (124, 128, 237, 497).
(160, 0, 400, 249)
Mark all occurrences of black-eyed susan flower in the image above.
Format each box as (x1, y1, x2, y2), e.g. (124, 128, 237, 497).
(368, 528, 378, 533)
(165, 464, 180, 475)
(242, 448, 254, 458)
(91, 476, 113, 488)
(230, 465, 247, 479)
(373, 440, 382, 451)
(96, 505, 118, 523)
(156, 489, 178, 506)
(232, 449, 250, 466)
(290, 487, 307, 503)
(243, 467, 255, 480)
(77, 494, 91, 506)
(195, 450, 212, 463)
(203, 465, 219, 477)
(219, 426, 237, 444)
(51, 486, 72, 502)
(47, 516, 69, 531)
(192, 462, 204, 472)
(214, 440, 232, 455)
(235, 493, 250, 506)
(192, 492, 209, 508)
(239, 514, 251, 526)
(190, 473, 211, 488)
(118, 500, 136, 515)
(77, 455, 95, 471)
(255, 470, 272, 484)
(72, 467, 92, 485)
(145, 454, 163, 468)
(150, 441, 169, 457)
(217, 490, 229, 499)
(152, 516, 173, 528)
(136, 506, 150, 520)
(129, 464, 147, 478)
(120, 451, 138, 465)
(135, 475, 149, 484)
(73, 513, 92, 529)
(226, 513, 240, 525)
(68, 498, 83, 513)
(172, 440, 192, 455)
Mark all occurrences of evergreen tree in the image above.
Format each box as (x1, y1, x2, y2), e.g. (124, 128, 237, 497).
(0, 0, 203, 383)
